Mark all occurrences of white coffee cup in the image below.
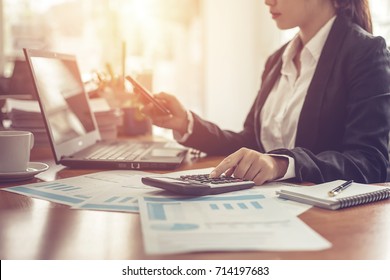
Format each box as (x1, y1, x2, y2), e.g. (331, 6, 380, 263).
(0, 131, 34, 173)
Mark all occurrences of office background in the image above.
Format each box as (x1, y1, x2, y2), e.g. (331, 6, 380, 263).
(0, 0, 389, 132)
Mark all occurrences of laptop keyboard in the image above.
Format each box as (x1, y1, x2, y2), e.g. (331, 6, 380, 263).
(86, 142, 150, 161)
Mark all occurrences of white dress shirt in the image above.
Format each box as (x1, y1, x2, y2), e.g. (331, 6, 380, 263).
(261, 16, 336, 152)
(260, 16, 336, 179)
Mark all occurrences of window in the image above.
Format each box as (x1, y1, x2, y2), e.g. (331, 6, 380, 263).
(370, 0, 390, 43)
(1, 0, 203, 117)
(1, 1, 389, 133)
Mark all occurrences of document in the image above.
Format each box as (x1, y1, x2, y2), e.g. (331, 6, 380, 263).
(2, 167, 310, 216)
(1, 168, 214, 212)
(237, 182, 312, 216)
(76, 174, 157, 212)
(4, 168, 329, 254)
(138, 194, 331, 254)
(2, 170, 156, 210)
(74, 168, 216, 211)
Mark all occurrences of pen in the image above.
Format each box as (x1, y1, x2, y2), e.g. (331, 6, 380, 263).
(328, 180, 354, 197)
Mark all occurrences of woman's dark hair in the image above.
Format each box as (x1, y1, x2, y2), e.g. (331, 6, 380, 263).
(334, 0, 373, 34)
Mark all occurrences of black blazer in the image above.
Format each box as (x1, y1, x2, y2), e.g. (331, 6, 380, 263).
(182, 16, 390, 184)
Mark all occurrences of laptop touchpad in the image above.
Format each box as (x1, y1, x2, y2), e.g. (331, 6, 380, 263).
(149, 148, 184, 157)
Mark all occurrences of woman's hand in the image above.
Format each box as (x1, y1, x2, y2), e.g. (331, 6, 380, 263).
(209, 148, 288, 185)
(141, 92, 189, 134)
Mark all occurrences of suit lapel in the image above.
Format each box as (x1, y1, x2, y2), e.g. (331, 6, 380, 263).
(295, 16, 350, 150)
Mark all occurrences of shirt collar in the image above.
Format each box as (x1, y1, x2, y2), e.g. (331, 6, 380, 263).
(282, 16, 336, 72)
(305, 16, 336, 62)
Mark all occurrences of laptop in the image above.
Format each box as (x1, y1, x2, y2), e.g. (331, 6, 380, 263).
(23, 48, 187, 170)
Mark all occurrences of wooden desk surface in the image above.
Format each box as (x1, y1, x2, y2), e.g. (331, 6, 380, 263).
(0, 146, 389, 260)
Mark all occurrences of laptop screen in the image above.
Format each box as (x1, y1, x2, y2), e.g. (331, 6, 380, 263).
(28, 53, 96, 145)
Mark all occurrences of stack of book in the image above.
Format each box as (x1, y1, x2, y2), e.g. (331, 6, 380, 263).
(5, 98, 50, 147)
(5, 98, 122, 145)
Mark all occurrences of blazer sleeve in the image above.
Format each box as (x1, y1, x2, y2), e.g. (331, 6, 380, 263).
(181, 103, 259, 156)
(271, 36, 390, 184)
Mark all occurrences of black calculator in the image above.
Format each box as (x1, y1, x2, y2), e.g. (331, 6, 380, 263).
(141, 174, 255, 196)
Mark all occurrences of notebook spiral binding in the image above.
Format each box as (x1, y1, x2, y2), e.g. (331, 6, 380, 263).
(338, 188, 390, 208)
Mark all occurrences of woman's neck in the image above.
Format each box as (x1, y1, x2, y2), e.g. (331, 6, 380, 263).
(299, 4, 336, 45)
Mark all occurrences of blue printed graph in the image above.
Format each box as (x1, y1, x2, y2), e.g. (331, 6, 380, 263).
(209, 201, 263, 210)
(9, 182, 91, 204)
(146, 195, 266, 222)
(80, 195, 139, 212)
(151, 223, 199, 231)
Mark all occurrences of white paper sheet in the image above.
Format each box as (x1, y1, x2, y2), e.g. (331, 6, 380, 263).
(138, 194, 331, 254)
(1, 168, 215, 211)
(2, 167, 311, 216)
(239, 182, 313, 216)
(2, 170, 155, 208)
(74, 168, 216, 211)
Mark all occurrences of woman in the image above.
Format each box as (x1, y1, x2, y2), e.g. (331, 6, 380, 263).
(143, 0, 390, 185)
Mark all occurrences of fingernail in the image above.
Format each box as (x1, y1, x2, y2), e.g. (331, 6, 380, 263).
(209, 171, 216, 178)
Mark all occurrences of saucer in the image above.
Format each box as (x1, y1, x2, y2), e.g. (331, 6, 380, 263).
(0, 162, 49, 182)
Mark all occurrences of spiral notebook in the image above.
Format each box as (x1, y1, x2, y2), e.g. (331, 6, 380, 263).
(276, 180, 390, 210)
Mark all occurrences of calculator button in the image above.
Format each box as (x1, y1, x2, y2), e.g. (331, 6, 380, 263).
(178, 174, 248, 185)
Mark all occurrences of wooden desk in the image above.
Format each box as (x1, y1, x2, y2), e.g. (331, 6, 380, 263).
(0, 147, 389, 260)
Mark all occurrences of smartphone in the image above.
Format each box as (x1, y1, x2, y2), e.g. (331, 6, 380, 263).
(125, 75, 171, 115)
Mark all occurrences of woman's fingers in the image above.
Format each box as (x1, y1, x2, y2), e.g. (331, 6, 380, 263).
(210, 150, 243, 178)
(210, 148, 288, 185)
